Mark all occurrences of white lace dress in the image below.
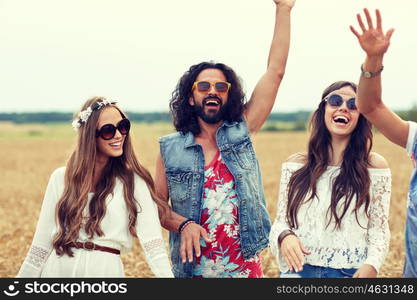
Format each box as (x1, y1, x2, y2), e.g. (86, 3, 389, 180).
(269, 162, 391, 273)
(17, 167, 174, 278)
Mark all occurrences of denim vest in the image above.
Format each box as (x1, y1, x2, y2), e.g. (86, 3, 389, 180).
(159, 120, 271, 278)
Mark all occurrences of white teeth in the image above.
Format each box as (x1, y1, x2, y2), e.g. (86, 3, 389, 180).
(333, 116, 349, 124)
(110, 142, 121, 146)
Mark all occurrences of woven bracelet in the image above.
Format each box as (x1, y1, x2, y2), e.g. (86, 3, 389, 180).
(278, 229, 296, 247)
(178, 219, 195, 234)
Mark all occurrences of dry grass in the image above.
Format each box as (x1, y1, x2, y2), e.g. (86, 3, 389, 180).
(0, 123, 410, 277)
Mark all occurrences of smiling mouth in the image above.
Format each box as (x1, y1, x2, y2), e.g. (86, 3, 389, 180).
(205, 101, 219, 107)
(333, 116, 349, 125)
(203, 97, 221, 107)
(109, 141, 122, 147)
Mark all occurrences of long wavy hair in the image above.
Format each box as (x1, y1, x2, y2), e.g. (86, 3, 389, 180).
(170, 61, 246, 135)
(286, 81, 373, 230)
(53, 97, 169, 256)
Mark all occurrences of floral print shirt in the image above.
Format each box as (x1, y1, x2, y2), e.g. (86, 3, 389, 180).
(193, 151, 263, 278)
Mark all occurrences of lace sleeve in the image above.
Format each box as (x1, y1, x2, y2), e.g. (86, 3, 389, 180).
(16, 168, 64, 277)
(364, 169, 392, 273)
(269, 163, 300, 260)
(135, 176, 174, 278)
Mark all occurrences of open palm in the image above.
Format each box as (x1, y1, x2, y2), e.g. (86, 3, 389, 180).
(350, 8, 394, 57)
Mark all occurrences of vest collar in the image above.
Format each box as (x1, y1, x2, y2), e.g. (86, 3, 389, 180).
(183, 120, 239, 149)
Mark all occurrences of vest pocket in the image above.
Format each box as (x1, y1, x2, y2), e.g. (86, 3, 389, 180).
(231, 139, 256, 170)
(166, 170, 192, 203)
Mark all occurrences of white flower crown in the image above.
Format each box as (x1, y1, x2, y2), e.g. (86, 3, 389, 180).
(72, 99, 116, 130)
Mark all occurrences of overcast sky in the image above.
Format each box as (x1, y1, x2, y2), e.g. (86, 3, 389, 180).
(0, 0, 416, 113)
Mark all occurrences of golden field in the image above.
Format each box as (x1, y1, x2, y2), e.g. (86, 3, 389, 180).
(0, 122, 411, 277)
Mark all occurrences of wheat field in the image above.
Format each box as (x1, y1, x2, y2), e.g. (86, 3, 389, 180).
(0, 122, 411, 277)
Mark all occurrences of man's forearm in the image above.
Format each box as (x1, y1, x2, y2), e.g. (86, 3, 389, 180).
(243, 2, 294, 134)
(267, 3, 293, 76)
(161, 209, 187, 233)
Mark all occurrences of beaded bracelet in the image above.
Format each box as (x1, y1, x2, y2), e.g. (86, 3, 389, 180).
(178, 219, 195, 234)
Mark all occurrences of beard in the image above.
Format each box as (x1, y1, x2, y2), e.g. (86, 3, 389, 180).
(193, 96, 228, 124)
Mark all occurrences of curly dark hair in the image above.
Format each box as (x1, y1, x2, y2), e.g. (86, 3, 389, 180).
(169, 61, 246, 135)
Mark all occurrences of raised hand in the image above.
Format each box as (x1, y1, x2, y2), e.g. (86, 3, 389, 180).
(273, 0, 296, 8)
(350, 8, 394, 57)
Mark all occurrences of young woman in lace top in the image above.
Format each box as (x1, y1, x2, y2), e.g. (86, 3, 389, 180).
(17, 97, 174, 277)
(269, 81, 391, 278)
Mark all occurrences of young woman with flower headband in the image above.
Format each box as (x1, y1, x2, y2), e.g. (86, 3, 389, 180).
(269, 81, 392, 278)
(17, 97, 174, 277)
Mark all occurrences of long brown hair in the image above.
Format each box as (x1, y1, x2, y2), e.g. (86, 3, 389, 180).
(286, 81, 373, 230)
(53, 97, 169, 256)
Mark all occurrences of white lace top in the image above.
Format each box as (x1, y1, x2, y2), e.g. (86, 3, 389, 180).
(269, 162, 391, 273)
(17, 167, 174, 277)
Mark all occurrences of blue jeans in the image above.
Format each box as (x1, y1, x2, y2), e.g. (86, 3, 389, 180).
(280, 264, 357, 278)
(404, 201, 417, 277)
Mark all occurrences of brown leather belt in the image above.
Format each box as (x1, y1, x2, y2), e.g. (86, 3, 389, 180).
(68, 242, 120, 255)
